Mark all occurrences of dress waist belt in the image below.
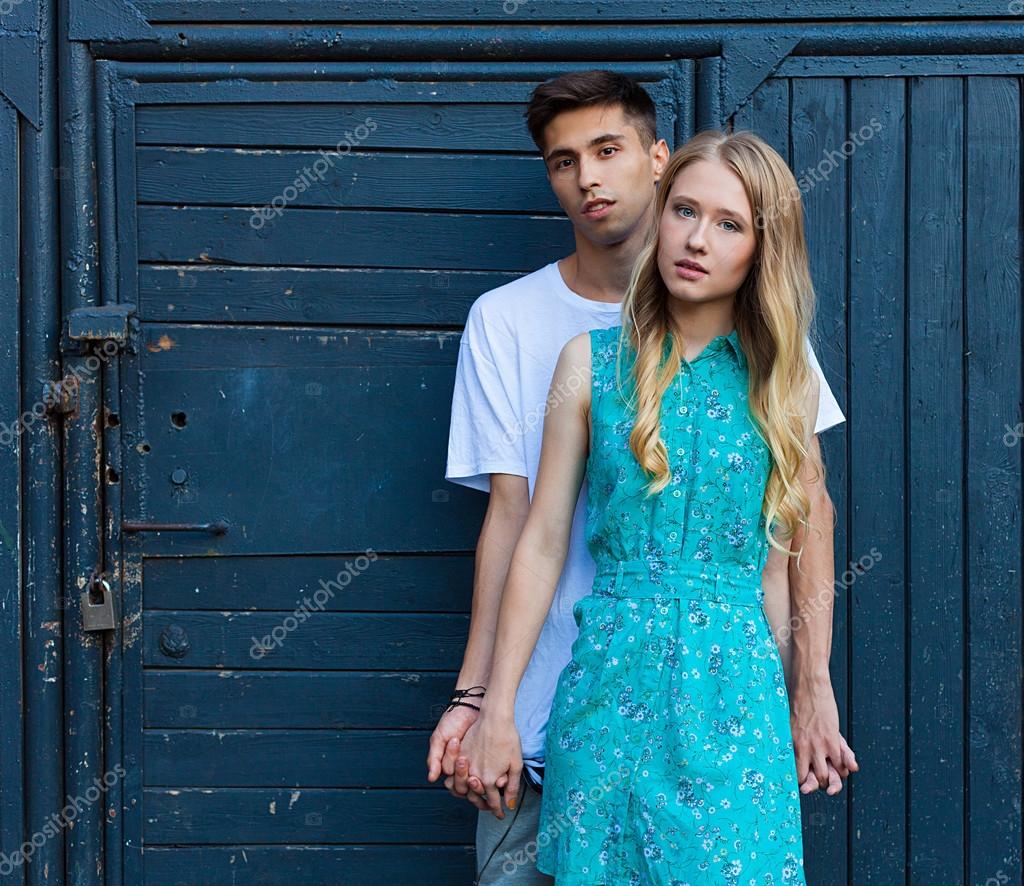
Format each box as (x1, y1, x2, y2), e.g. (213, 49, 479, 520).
(591, 558, 764, 605)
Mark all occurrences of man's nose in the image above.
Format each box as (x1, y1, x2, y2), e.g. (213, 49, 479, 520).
(577, 156, 601, 190)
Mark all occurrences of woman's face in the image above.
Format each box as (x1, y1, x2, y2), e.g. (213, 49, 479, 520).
(656, 158, 758, 308)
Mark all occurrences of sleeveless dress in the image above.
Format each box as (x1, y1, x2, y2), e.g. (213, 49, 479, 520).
(535, 325, 805, 885)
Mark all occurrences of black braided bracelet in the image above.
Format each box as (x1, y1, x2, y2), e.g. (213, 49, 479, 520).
(445, 684, 486, 713)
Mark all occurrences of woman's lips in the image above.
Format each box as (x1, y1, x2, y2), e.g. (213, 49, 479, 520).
(675, 261, 708, 281)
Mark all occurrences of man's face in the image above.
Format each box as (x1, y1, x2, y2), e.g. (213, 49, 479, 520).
(541, 104, 668, 247)
(656, 158, 758, 308)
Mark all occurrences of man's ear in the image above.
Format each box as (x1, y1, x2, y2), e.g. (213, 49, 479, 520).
(651, 138, 671, 181)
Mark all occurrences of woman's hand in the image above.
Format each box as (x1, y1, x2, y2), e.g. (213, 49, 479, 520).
(458, 710, 523, 818)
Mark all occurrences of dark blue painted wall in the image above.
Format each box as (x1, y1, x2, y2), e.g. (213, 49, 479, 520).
(0, 3, 1020, 883)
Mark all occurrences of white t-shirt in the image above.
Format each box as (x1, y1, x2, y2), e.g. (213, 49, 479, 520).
(445, 259, 845, 780)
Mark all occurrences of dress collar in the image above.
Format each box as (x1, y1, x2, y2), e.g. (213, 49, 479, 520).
(665, 327, 747, 370)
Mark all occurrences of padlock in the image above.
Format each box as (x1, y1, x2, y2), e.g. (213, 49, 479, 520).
(81, 575, 116, 631)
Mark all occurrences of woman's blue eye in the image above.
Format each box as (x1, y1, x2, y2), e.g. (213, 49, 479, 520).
(677, 205, 695, 218)
(721, 221, 738, 232)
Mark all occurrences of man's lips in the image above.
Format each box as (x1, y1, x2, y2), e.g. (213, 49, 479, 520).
(581, 199, 615, 218)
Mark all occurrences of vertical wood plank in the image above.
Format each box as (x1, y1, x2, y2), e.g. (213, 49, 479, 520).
(907, 75, 966, 885)
(965, 75, 1023, 886)
(791, 75, 851, 885)
(849, 76, 907, 883)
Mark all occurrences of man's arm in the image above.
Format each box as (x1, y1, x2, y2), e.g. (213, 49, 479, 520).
(787, 434, 858, 792)
(456, 473, 530, 693)
(425, 473, 528, 798)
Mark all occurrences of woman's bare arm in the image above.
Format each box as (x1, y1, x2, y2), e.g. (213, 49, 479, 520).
(458, 331, 592, 815)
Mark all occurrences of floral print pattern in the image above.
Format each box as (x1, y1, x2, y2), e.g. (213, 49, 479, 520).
(536, 326, 805, 885)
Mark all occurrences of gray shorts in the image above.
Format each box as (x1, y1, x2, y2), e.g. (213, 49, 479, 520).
(474, 775, 554, 885)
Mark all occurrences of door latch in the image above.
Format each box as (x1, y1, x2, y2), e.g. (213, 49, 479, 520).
(81, 574, 116, 632)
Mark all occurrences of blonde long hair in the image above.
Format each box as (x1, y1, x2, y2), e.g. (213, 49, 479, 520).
(617, 129, 820, 558)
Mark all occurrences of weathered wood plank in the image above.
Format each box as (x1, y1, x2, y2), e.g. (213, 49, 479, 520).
(136, 206, 573, 271)
(965, 75, 1023, 886)
(143, 612, 469, 670)
(907, 74, 966, 882)
(137, 266, 513, 324)
(144, 554, 475, 612)
(143, 788, 476, 844)
(789, 75, 851, 885)
(143, 845, 475, 885)
(136, 148, 559, 212)
(143, 729, 434, 787)
(144, 671, 457, 728)
(848, 76, 907, 883)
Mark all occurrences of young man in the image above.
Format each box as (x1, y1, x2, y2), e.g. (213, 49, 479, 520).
(427, 70, 856, 885)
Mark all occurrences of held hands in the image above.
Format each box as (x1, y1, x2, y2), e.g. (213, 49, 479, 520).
(426, 704, 492, 811)
(457, 710, 524, 818)
(790, 679, 860, 796)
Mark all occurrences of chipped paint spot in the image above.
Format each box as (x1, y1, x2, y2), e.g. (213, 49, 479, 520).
(146, 334, 176, 353)
(289, 790, 301, 809)
(268, 800, 276, 814)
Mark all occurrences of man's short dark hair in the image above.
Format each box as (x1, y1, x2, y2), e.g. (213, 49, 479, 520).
(524, 70, 658, 154)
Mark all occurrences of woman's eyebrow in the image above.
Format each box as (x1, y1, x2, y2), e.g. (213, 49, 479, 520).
(672, 195, 748, 219)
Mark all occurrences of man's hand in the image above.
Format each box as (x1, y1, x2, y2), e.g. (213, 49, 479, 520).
(790, 678, 859, 794)
(797, 734, 858, 795)
(459, 711, 523, 818)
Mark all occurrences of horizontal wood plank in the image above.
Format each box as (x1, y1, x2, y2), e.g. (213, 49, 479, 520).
(143, 611, 469, 669)
(144, 554, 475, 612)
(144, 671, 457, 728)
(143, 729, 435, 787)
(143, 788, 477, 844)
(137, 206, 573, 271)
(143, 845, 475, 885)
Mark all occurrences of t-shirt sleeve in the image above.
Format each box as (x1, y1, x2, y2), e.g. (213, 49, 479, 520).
(805, 338, 846, 435)
(445, 309, 528, 493)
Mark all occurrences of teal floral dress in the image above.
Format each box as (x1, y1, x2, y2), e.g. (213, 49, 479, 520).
(535, 326, 805, 885)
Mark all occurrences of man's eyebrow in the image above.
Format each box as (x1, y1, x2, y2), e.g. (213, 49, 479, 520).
(544, 132, 627, 162)
(671, 195, 749, 219)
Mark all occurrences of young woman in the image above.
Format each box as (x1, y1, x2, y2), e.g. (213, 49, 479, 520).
(459, 129, 829, 884)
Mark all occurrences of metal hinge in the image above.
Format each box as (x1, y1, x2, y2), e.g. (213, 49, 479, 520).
(49, 303, 137, 415)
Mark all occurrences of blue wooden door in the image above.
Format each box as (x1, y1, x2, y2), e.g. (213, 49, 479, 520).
(102, 63, 688, 883)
